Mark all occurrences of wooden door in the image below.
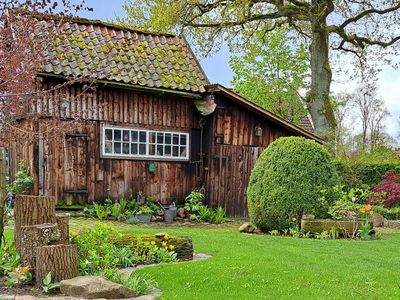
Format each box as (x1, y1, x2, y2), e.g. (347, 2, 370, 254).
(208, 144, 263, 217)
(63, 133, 89, 204)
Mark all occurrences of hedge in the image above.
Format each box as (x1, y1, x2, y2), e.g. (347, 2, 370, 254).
(335, 161, 400, 190)
(373, 206, 400, 220)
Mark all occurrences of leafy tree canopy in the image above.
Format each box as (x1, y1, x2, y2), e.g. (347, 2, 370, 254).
(229, 28, 308, 125)
(117, 0, 400, 139)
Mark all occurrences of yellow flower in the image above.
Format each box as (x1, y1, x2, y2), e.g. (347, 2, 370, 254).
(161, 241, 167, 247)
(150, 241, 156, 245)
(169, 245, 175, 250)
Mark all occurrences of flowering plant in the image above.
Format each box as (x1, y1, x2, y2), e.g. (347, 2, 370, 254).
(6, 265, 32, 287)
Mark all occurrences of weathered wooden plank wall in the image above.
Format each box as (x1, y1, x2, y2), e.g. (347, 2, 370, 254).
(9, 81, 199, 204)
(205, 95, 296, 217)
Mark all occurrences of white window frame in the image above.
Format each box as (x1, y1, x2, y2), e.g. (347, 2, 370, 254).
(101, 125, 190, 161)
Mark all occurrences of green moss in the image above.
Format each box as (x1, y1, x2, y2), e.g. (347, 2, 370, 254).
(173, 76, 183, 84)
(88, 49, 96, 58)
(101, 44, 111, 53)
(77, 41, 86, 50)
(66, 53, 73, 61)
(169, 45, 179, 52)
(77, 62, 85, 70)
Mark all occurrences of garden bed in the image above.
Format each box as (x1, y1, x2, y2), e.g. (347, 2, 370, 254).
(301, 218, 368, 234)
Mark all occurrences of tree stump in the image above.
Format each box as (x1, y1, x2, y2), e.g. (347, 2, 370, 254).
(35, 244, 79, 287)
(14, 195, 56, 253)
(19, 223, 59, 268)
(55, 214, 70, 245)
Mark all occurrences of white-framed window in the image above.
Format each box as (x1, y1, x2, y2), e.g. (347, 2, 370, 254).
(102, 125, 189, 160)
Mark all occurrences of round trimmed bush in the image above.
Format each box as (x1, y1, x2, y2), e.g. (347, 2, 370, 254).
(247, 136, 340, 232)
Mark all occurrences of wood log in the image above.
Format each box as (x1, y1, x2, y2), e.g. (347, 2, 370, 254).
(112, 234, 193, 261)
(35, 244, 79, 287)
(19, 223, 59, 269)
(14, 195, 56, 253)
(55, 214, 70, 244)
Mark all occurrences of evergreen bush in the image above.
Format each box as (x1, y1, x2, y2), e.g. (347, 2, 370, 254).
(247, 137, 340, 231)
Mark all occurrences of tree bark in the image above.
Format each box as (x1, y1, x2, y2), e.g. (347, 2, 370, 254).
(55, 214, 70, 245)
(19, 223, 59, 269)
(0, 148, 6, 249)
(14, 195, 56, 253)
(307, 1, 336, 139)
(35, 244, 79, 286)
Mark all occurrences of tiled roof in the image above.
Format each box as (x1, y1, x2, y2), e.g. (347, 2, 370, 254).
(300, 116, 314, 132)
(32, 14, 208, 93)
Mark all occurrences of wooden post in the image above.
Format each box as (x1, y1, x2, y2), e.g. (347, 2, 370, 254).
(35, 244, 79, 286)
(14, 195, 56, 253)
(55, 214, 70, 244)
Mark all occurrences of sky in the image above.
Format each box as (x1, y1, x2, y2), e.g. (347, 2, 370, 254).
(77, 0, 399, 143)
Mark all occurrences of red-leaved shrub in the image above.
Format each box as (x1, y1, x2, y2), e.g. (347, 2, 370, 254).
(370, 172, 400, 208)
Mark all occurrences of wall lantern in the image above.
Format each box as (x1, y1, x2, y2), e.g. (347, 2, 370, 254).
(255, 125, 263, 137)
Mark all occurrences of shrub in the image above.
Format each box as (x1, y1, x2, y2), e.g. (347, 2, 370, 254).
(335, 161, 400, 190)
(71, 223, 177, 276)
(7, 161, 34, 195)
(373, 206, 400, 220)
(184, 191, 205, 213)
(327, 186, 370, 220)
(247, 137, 340, 232)
(370, 172, 400, 208)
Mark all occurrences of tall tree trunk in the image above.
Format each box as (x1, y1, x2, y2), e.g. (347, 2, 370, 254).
(307, 1, 336, 139)
(0, 148, 6, 249)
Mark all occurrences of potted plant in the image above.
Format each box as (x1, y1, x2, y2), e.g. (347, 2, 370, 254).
(136, 206, 154, 223)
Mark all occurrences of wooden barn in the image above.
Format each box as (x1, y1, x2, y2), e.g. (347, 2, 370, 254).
(8, 13, 321, 217)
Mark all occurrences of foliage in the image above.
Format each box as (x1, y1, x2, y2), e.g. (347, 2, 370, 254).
(138, 205, 156, 215)
(71, 223, 176, 277)
(370, 172, 400, 208)
(326, 186, 370, 220)
(213, 207, 227, 224)
(289, 226, 300, 238)
(335, 160, 400, 190)
(7, 161, 34, 195)
(184, 191, 205, 213)
(110, 203, 123, 220)
(184, 191, 226, 224)
(230, 28, 307, 124)
(42, 272, 60, 294)
(6, 266, 32, 287)
(118, 1, 400, 137)
(68, 219, 400, 299)
(247, 137, 340, 231)
(123, 272, 158, 296)
(83, 206, 96, 218)
(196, 206, 215, 223)
(71, 222, 124, 275)
(93, 202, 109, 221)
(358, 221, 373, 240)
(133, 238, 177, 264)
(0, 243, 20, 276)
(193, 206, 227, 224)
(373, 206, 400, 220)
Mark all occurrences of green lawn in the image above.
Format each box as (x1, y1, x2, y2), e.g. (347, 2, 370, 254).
(5, 219, 400, 299)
